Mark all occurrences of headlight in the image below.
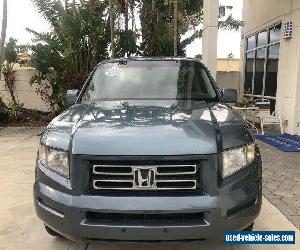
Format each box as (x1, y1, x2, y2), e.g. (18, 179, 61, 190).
(38, 144, 69, 178)
(222, 143, 255, 178)
(38, 143, 47, 166)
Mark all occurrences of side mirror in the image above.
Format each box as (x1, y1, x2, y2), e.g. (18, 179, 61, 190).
(222, 88, 237, 103)
(66, 89, 79, 105)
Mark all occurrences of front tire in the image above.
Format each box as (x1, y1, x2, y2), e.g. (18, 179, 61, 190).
(242, 223, 254, 231)
(44, 224, 63, 237)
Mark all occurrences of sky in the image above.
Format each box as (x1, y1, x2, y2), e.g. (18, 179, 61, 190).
(0, 0, 243, 59)
(187, 0, 243, 58)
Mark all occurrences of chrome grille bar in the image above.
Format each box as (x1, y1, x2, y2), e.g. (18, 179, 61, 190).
(92, 164, 199, 190)
(156, 165, 197, 175)
(93, 165, 133, 175)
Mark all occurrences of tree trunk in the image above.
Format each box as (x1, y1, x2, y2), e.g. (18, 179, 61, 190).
(131, 1, 134, 31)
(152, 0, 156, 11)
(3, 68, 17, 106)
(90, 0, 96, 13)
(109, 0, 115, 58)
(173, 0, 178, 57)
(124, 3, 129, 32)
(64, 0, 68, 10)
(7, 82, 17, 105)
(0, 0, 7, 78)
(72, 0, 76, 16)
(124, 1, 129, 56)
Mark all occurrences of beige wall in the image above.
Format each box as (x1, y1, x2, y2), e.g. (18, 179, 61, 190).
(242, 0, 295, 35)
(241, 0, 300, 135)
(217, 58, 240, 72)
(0, 69, 50, 112)
(216, 59, 240, 95)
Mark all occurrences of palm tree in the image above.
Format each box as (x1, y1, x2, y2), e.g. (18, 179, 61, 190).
(173, 0, 178, 56)
(130, 0, 135, 31)
(109, 0, 115, 58)
(72, 0, 76, 15)
(152, 0, 156, 10)
(0, 0, 7, 77)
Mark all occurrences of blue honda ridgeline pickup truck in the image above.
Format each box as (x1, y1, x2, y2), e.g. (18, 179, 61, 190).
(34, 58, 262, 243)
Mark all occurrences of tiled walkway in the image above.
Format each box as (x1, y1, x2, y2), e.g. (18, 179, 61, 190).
(258, 140, 300, 228)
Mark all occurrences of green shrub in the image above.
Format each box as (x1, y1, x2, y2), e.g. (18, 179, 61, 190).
(235, 96, 255, 107)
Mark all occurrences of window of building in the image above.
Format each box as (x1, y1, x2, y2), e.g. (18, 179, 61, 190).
(254, 48, 266, 95)
(247, 35, 256, 50)
(270, 23, 282, 43)
(244, 23, 281, 112)
(265, 43, 280, 112)
(244, 51, 255, 94)
(257, 30, 268, 47)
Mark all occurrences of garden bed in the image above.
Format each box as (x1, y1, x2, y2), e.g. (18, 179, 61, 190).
(0, 108, 54, 127)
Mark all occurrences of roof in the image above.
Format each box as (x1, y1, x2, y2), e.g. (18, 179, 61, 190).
(100, 56, 202, 64)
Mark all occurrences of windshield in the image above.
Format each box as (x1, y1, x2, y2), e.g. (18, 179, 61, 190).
(81, 60, 218, 103)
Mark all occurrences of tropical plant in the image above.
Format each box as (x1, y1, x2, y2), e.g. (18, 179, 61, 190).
(28, 0, 243, 111)
(139, 0, 243, 57)
(2, 38, 18, 106)
(0, 96, 9, 125)
(109, 0, 115, 58)
(28, 0, 112, 112)
(236, 96, 255, 108)
(7, 101, 24, 118)
(173, 0, 178, 56)
(113, 0, 139, 57)
(4, 38, 18, 64)
(1, 37, 26, 117)
(194, 54, 202, 60)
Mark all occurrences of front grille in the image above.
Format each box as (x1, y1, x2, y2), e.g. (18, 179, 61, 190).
(86, 211, 205, 224)
(91, 163, 200, 191)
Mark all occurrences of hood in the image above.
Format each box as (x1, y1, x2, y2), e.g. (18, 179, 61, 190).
(42, 101, 253, 155)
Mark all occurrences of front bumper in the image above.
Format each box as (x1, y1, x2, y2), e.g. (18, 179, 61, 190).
(33, 159, 262, 243)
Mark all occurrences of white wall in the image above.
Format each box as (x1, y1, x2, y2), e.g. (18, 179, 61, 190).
(0, 69, 50, 112)
(276, 9, 300, 135)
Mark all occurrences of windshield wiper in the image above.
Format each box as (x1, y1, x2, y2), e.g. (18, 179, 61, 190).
(190, 97, 219, 102)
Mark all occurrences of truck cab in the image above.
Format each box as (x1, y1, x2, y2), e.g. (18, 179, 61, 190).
(34, 58, 262, 242)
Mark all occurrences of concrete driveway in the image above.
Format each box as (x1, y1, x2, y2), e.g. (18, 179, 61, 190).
(0, 127, 299, 250)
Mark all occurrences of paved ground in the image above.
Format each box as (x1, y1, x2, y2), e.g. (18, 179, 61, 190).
(258, 140, 300, 228)
(0, 127, 299, 249)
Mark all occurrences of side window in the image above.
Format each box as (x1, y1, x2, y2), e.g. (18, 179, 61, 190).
(192, 64, 216, 98)
(82, 67, 102, 102)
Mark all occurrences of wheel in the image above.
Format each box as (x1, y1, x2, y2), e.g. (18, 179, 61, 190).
(242, 223, 254, 231)
(44, 224, 63, 237)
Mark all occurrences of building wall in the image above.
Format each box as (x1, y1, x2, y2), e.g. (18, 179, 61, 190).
(0, 69, 50, 112)
(216, 72, 240, 95)
(216, 58, 240, 94)
(217, 58, 240, 72)
(241, 0, 300, 134)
